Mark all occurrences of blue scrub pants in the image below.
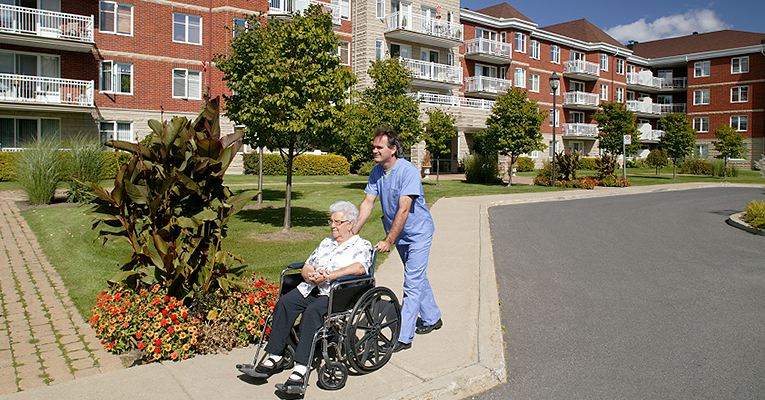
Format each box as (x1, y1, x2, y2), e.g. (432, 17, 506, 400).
(396, 239, 441, 344)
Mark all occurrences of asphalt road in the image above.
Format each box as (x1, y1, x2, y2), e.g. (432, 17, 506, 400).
(471, 187, 765, 400)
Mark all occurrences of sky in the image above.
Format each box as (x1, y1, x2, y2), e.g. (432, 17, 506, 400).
(459, 0, 765, 44)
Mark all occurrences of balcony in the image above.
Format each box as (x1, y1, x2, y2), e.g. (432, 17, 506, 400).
(463, 38, 511, 64)
(562, 60, 599, 81)
(0, 73, 93, 111)
(269, 0, 342, 25)
(402, 58, 462, 89)
(626, 72, 688, 93)
(0, 5, 93, 52)
(464, 76, 512, 98)
(562, 91, 600, 110)
(626, 99, 686, 117)
(407, 91, 495, 110)
(385, 12, 463, 48)
(637, 124, 664, 142)
(561, 123, 598, 138)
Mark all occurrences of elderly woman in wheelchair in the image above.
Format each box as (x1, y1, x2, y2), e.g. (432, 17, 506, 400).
(237, 201, 401, 396)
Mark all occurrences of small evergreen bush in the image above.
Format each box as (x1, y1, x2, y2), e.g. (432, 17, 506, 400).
(464, 154, 500, 184)
(13, 139, 65, 205)
(515, 156, 535, 172)
(578, 157, 598, 171)
(243, 153, 350, 175)
(601, 175, 632, 187)
(357, 160, 376, 176)
(0, 152, 17, 181)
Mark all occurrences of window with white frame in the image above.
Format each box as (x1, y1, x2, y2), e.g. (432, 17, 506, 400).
(694, 61, 710, 77)
(600, 54, 608, 71)
(616, 87, 624, 102)
(616, 59, 624, 74)
(529, 73, 539, 92)
(549, 109, 559, 127)
(529, 40, 540, 59)
(695, 144, 709, 158)
(341, 0, 350, 20)
(500, 32, 506, 43)
(375, 40, 383, 61)
(499, 67, 507, 80)
(693, 117, 709, 132)
(100, 1, 133, 35)
(570, 50, 584, 61)
(99, 121, 133, 143)
(626, 90, 635, 101)
(173, 13, 202, 45)
(0, 117, 60, 149)
(172, 69, 202, 99)
(514, 33, 526, 53)
(730, 115, 748, 131)
(600, 84, 608, 100)
(376, 0, 384, 18)
(100, 61, 132, 94)
(731, 86, 748, 102)
(550, 45, 560, 63)
(570, 80, 584, 92)
(693, 89, 710, 105)
(233, 17, 252, 38)
(338, 41, 350, 65)
(514, 68, 526, 88)
(570, 111, 584, 123)
(731, 56, 749, 74)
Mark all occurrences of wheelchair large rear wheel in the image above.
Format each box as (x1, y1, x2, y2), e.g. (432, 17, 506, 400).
(345, 286, 401, 373)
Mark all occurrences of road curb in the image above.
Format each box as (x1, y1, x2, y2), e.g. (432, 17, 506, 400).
(726, 212, 764, 236)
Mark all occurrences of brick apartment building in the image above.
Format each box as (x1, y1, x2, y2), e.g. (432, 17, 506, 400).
(0, 1, 762, 170)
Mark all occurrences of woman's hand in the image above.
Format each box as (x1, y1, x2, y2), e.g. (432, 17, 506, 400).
(307, 269, 331, 285)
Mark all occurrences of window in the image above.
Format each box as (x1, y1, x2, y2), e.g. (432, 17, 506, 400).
(447, 52, 453, 66)
(376, 0, 384, 18)
(100, 61, 132, 94)
(99, 121, 133, 143)
(731, 57, 749, 74)
(626, 91, 635, 101)
(549, 109, 559, 127)
(731, 86, 748, 102)
(0, 118, 60, 149)
(233, 17, 253, 38)
(514, 68, 526, 88)
(693, 89, 710, 105)
(500, 32, 506, 43)
(570, 51, 584, 61)
(570, 111, 584, 124)
(499, 67, 507, 80)
(514, 33, 526, 53)
(694, 61, 710, 77)
(600, 54, 608, 71)
(616, 87, 624, 102)
(616, 59, 624, 74)
(695, 144, 709, 158)
(341, 0, 350, 20)
(529, 73, 539, 92)
(570, 80, 584, 92)
(693, 117, 709, 132)
(173, 13, 202, 45)
(100, 1, 132, 35)
(600, 84, 608, 100)
(172, 69, 202, 99)
(730, 115, 748, 132)
(550, 45, 560, 63)
(338, 41, 350, 65)
(529, 40, 540, 59)
(375, 40, 383, 61)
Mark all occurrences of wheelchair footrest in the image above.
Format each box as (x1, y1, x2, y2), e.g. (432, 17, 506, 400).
(236, 363, 262, 378)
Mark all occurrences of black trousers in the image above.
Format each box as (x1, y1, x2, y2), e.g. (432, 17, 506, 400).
(264, 288, 328, 366)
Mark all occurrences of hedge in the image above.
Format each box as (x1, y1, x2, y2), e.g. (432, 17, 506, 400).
(243, 153, 350, 175)
(102, 151, 133, 180)
(0, 152, 17, 181)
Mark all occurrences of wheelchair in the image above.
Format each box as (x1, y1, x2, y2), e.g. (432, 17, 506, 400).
(237, 249, 401, 395)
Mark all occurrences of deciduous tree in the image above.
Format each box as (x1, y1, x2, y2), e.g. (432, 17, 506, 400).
(712, 125, 747, 178)
(593, 102, 641, 156)
(659, 113, 696, 179)
(424, 108, 456, 185)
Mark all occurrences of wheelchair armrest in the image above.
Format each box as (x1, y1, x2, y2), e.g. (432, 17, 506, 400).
(330, 274, 374, 290)
(283, 262, 304, 274)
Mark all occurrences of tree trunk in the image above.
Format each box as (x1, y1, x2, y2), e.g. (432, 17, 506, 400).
(257, 147, 263, 204)
(723, 157, 728, 179)
(506, 156, 514, 187)
(283, 144, 294, 232)
(435, 159, 440, 186)
(673, 158, 677, 179)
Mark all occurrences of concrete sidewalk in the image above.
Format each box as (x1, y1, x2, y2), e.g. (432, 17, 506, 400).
(1, 181, 761, 400)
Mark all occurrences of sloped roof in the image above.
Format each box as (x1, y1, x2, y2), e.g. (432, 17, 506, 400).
(630, 30, 765, 59)
(475, 2, 534, 23)
(540, 18, 626, 49)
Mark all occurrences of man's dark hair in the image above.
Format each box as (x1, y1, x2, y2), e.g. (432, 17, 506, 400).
(374, 126, 404, 158)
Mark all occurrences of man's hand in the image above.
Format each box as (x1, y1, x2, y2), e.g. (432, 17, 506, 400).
(375, 240, 392, 253)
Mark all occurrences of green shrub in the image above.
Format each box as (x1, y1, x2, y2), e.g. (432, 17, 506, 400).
(63, 137, 110, 203)
(744, 199, 765, 230)
(464, 154, 500, 184)
(579, 157, 598, 171)
(243, 153, 350, 175)
(555, 151, 580, 181)
(646, 149, 668, 174)
(357, 160, 376, 176)
(596, 154, 618, 179)
(515, 156, 535, 172)
(710, 159, 739, 178)
(625, 158, 644, 168)
(601, 175, 632, 187)
(678, 157, 713, 175)
(0, 152, 17, 181)
(13, 139, 65, 205)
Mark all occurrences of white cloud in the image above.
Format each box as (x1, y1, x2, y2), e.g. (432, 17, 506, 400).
(606, 9, 731, 43)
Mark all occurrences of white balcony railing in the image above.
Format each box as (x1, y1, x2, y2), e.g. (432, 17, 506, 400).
(385, 12, 463, 42)
(402, 57, 462, 85)
(407, 91, 495, 110)
(0, 73, 93, 107)
(626, 72, 664, 89)
(563, 60, 599, 77)
(270, 0, 341, 24)
(561, 123, 598, 137)
(0, 4, 93, 42)
(670, 77, 686, 89)
(563, 91, 600, 107)
(655, 103, 687, 114)
(464, 76, 512, 94)
(626, 100, 686, 115)
(464, 38, 512, 58)
(638, 124, 665, 141)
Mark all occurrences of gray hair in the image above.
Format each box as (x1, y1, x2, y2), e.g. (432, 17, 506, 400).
(329, 201, 359, 223)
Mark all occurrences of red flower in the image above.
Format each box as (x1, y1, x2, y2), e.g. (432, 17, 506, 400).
(136, 332, 143, 339)
(267, 301, 274, 307)
(161, 309, 168, 316)
(101, 339, 106, 344)
(163, 296, 169, 302)
(154, 347, 160, 353)
(170, 313, 178, 320)
(265, 327, 271, 335)
(168, 327, 175, 334)
(137, 342, 145, 349)
(248, 298, 255, 305)
(181, 311, 188, 318)
(154, 339, 162, 346)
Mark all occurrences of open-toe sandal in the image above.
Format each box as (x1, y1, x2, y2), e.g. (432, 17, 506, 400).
(251, 357, 284, 379)
(275, 371, 304, 394)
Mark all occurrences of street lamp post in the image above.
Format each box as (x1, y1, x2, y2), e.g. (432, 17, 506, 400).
(549, 72, 560, 188)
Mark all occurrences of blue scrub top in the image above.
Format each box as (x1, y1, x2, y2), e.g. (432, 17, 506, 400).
(365, 158, 434, 245)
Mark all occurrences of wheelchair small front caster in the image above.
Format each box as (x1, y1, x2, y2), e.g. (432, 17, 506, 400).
(317, 361, 347, 390)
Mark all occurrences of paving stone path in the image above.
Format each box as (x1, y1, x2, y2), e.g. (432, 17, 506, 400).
(0, 192, 123, 395)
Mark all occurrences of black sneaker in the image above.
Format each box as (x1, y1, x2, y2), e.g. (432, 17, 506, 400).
(415, 318, 443, 335)
(393, 341, 411, 353)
